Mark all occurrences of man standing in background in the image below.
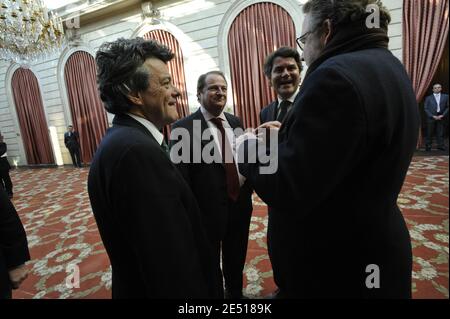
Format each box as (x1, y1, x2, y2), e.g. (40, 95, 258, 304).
(64, 125, 82, 167)
(260, 47, 303, 124)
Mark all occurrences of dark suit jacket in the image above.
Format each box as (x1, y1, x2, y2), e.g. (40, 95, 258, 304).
(88, 114, 217, 298)
(170, 109, 253, 242)
(0, 143, 11, 171)
(259, 100, 295, 291)
(0, 188, 30, 298)
(260, 101, 278, 123)
(240, 48, 419, 298)
(424, 93, 449, 118)
(64, 131, 80, 150)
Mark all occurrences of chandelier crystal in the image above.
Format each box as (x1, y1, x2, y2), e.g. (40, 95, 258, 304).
(0, 0, 65, 66)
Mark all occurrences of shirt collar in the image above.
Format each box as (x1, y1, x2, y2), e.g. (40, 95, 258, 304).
(278, 87, 300, 105)
(200, 106, 227, 122)
(126, 113, 164, 145)
(434, 93, 441, 97)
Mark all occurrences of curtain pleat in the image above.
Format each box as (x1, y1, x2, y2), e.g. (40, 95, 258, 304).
(11, 68, 55, 165)
(64, 51, 109, 163)
(228, 3, 296, 129)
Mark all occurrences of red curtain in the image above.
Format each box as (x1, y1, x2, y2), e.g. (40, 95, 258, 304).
(403, 0, 449, 147)
(11, 68, 55, 165)
(228, 2, 296, 129)
(144, 30, 190, 139)
(64, 51, 109, 163)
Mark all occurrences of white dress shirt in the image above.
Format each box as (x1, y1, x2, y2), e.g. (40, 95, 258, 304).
(200, 106, 246, 186)
(126, 113, 164, 146)
(434, 93, 441, 113)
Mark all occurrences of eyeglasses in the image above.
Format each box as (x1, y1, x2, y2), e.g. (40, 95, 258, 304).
(296, 31, 313, 51)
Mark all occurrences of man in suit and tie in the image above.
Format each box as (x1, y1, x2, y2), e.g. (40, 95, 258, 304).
(259, 47, 302, 298)
(170, 71, 253, 299)
(0, 134, 13, 199)
(88, 37, 218, 298)
(64, 125, 82, 167)
(424, 83, 449, 151)
(260, 47, 303, 124)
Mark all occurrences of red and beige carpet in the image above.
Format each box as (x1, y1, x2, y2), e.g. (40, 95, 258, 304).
(9, 156, 449, 299)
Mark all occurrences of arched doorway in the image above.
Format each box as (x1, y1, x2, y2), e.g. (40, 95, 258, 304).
(11, 68, 55, 165)
(227, 2, 296, 128)
(143, 29, 190, 137)
(64, 51, 109, 164)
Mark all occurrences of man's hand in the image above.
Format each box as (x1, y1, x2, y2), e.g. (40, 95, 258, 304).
(9, 264, 29, 289)
(437, 115, 444, 120)
(433, 115, 440, 120)
(254, 121, 282, 134)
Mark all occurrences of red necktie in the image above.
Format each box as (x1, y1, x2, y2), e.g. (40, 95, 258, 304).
(209, 117, 240, 201)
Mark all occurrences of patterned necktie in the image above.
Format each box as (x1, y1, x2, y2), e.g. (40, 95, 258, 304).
(277, 100, 292, 122)
(209, 117, 240, 201)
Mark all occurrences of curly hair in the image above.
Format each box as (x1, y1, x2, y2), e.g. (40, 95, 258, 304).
(95, 37, 174, 114)
(263, 47, 303, 79)
(303, 0, 391, 32)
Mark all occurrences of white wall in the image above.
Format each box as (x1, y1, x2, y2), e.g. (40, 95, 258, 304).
(0, 0, 404, 165)
(383, 0, 403, 61)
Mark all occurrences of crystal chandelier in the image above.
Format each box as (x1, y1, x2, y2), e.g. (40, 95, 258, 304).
(0, 0, 65, 66)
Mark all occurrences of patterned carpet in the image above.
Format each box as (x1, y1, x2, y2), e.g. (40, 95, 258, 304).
(8, 156, 449, 299)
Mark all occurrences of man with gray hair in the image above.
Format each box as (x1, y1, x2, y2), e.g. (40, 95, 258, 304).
(239, 0, 419, 298)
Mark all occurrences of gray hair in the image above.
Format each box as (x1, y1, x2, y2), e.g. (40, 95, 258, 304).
(303, 0, 391, 33)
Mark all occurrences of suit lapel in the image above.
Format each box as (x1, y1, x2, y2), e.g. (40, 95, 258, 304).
(270, 101, 278, 121)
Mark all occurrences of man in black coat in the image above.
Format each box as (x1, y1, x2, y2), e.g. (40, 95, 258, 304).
(88, 38, 218, 298)
(424, 83, 449, 151)
(259, 47, 302, 297)
(0, 134, 13, 199)
(0, 188, 30, 299)
(170, 71, 253, 299)
(64, 125, 82, 167)
(238, 0, 419, 298)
